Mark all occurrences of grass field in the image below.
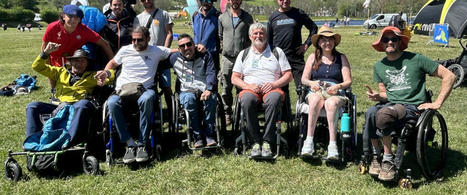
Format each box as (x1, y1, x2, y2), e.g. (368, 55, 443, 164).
(0, 24, 466, 194)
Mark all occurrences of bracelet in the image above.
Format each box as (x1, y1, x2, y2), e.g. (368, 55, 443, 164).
(40, 52, 49, 59)
(105, 70, 111, 78)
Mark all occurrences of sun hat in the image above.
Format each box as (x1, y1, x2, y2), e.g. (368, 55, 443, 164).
(372, 26, 410, 52)
(66, 49, 90, 59)
(63, 4, 84, 18)
(311, 26, 341, 48)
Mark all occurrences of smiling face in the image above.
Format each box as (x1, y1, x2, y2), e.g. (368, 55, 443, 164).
(381, 32, 401, 54)
(63, 14, 80, 29)
(111, 0, 124, 16)
(249, 28, 267, 49)
(277, 0, 291, 11)
(132, 32, 149, 51)
(178, 37, 195, 59)
(70, 57, 88, 74)
(318, 36, 335, 52)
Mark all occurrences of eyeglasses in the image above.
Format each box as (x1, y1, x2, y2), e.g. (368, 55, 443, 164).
(132, 38, 145, 42)
(178, 42, 193, 48)
(381, 36, 400, 43)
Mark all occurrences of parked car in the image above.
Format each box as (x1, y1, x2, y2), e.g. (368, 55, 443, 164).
(363, 13, 408, 29)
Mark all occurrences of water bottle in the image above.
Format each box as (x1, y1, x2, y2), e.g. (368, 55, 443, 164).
(340, 113, 352, 161)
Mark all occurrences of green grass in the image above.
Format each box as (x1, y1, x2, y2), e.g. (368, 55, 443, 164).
(1, 25, 466, 194)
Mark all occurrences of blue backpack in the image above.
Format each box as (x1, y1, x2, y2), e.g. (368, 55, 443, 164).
(15, 74, 37, 91)
(0, 74, 37, 96)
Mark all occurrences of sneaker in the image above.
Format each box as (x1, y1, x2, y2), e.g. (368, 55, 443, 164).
(326, 144, 339, 161)
(136, 146, 149, 162)
(261, 142, 272, 157)
(225, 114, 232, 126)
(301, 139, 314, 156)
(123, 146, 136, 164)
(206, 137, 217, 146)
(368, 155, 381, 176)
(378, 160, 396, 181)
(194, 139, 204, 148)
(250, 143, 261, 157)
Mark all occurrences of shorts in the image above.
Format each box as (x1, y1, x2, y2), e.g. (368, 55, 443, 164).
(376, 103, 421, 137)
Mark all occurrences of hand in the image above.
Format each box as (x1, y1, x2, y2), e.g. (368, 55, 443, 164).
(246, 83, 261, 94)
(326, 84, 340, 95)
(200, 90, 211, 101)
(43, 42, 61, 54)
(260, 82, 276, 94)
(296, 44, 308, 55)
(365, 84, 380, 102)
(196, 44, 206, 53)
(418, 102, 441, 110)
(309, 80, 320, 92)
(94, 70, 108, 86)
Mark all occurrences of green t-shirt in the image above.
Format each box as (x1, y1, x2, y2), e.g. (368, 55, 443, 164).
(373, 51, 438, 105)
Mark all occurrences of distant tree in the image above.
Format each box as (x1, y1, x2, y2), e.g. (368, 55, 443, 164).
(41, 9, 60, 23)
(12, 0, 39, 12)
(0, 0, 12, 9)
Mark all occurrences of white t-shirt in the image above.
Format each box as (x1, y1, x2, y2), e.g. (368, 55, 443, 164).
(134, 9, 173, 46)
(232, 45, 291, 85)
(114, 44, 171, 90)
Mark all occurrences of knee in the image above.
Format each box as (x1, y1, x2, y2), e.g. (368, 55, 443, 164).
(26, 101, 42, 110)
(324, 99, 339, 110)
(74, 99, 93, 110)
(107, 95, 120, 109)
(375, 104, 406, 131)
(240, 93, 257, 108)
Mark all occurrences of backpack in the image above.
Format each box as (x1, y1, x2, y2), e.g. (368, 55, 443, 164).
(241, 46, 280, 63)
(14, 74, 37, 91)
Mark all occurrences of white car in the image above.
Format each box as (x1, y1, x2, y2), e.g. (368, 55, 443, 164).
(363, 13, 408, 29)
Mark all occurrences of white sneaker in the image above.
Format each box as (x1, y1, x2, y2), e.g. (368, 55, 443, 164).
(327, 144, 339, 160)
(301, 139, 314, 156)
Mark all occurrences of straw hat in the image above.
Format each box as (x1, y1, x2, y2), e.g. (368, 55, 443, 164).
(372, 26, 410, 52)
(311, 26, 341, 48)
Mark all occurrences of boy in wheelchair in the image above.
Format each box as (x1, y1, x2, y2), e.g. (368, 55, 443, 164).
(362, 26, 455, 181)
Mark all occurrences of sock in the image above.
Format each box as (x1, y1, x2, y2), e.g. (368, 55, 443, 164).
(126, 138, 136, 147)
(383, 153, 393, 162)
(372, 146, 381, 156)
(329, 140, 337, 147)
(306, 136, 313, 142)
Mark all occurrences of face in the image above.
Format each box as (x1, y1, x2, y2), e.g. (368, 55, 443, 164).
(230, 0, 242, 10)
(318, 36, 335, 51)
(381, 32, 401, 54)
(63, 14, 80, 28)
(200, 1, 213, 11)
(140, 0, 154, 9)
(70, 58, 88, 74)
(111, 0, 124, 16)
(132, 32, 149, 51)
(277, 0, 291, 10)
(249, 28, 267, 49)
(178, 37, 195, 59)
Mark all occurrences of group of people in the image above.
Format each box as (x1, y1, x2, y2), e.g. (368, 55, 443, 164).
(24, 0, 455, 182)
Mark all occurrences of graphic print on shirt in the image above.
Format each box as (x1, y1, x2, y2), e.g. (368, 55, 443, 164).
(385, 66, 411, 91)
(276, 19, 295, 26)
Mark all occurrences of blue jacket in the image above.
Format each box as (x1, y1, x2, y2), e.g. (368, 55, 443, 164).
(192, 8, 219, 53)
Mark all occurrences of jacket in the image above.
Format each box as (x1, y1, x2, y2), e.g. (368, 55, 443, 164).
(103, 9, 134, 53)
(192, 7, 219, 53)
(218, 9, 253, 59)
(169, 51, 217, 92)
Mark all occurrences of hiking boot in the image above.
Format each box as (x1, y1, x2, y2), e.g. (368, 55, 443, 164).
(301, 139, 314, 156)
(326, 144, 339, 161)
(378, 160, 396, 181)
(136, 146, 149, 162)
(250, 143, 261, 157)
(206, 137, 217, 146)
(225, 114, 232, 126)
(194, 139, 204, 148)
(368, 155, 381, 176)
(261, 142, 272, 157)
(123, 146, 136, 164)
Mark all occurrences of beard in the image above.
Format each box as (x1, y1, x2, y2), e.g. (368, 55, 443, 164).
(253, 38, 266, 49)
(134, 42, 148, 51)
(231, 3, 240, 10)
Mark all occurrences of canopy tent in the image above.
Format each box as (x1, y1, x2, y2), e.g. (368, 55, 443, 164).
(413, 0, 467, 38)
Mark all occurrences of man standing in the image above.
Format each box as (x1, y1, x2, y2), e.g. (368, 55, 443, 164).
(103, 0, 135, 53)
(363, 26, 454, 181)
(133, 0, 174, 127)
(98, 26, 171, 163)
(267, 0, 317, 90)
(218, 0, 253, 125)
(167, 34, 218, 148)
(193, 0, 220, 73)
(231, 23, 292, 158)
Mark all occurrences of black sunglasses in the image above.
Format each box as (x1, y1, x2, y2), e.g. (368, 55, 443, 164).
(178, 42, 193, 48)
(381, 36, 400, 43)
(132, 38, 145, 42)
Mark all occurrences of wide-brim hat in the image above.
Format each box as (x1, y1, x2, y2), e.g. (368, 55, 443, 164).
(63, 4, 84, 18)
(66, 49, 90, 60)
(372, 26, 410, 52)
(311, 26, 341, 48)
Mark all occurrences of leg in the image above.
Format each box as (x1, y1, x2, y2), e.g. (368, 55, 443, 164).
(220, 56, 234, 120)
(263, 92, 282, 144)
(363, 104, 384, 175)
(287, 54, 305, 90)
(239, 91, 260, 144)
(25, 101, 57, 138)
(179, 92, 203, 143)
(301, 93, 324, 155)
(324, 96, 345, 142)
(68, 99, 95, 146)
(159, 69, 173, 127)
(107, 95, 131, 143)
(137, 89, 156, 146)
(203, 93, 217, 145)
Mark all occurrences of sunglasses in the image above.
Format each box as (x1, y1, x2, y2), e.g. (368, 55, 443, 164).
(381, 36, 400, 43)
(178, 42, 193, 48)
(132, 38, 145, 42)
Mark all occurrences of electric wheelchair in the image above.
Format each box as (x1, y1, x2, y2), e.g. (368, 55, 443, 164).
(358, 90, 448, 189)
(295, 85, 357, 163)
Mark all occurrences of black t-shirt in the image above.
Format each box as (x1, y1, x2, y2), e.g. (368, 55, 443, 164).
(267, 7, 317, 56)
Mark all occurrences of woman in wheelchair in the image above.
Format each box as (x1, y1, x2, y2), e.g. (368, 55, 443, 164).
(300, 26, 352, 160)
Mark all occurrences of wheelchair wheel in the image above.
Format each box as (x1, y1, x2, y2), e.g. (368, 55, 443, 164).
(416, 110, 448, 180)
(83, 155, 99, 175)
(447, 64, 465, 89)
(215, 94, 226, 146)
(4, 159, 22, 181)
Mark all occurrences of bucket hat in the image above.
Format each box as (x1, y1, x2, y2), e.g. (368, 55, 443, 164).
(372, 26, 410, 52)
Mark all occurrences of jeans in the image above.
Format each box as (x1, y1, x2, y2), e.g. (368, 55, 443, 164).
(179, 91, 217, 140)
(25, 100, 95, 146)
(107, 89, 156, 145)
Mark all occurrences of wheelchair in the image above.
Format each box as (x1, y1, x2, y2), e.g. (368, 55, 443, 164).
(295, 85, 357, 163)
(172, 84, 226, 152)
(102, 87, 164, 166)
(358, 91, 448, 189)
(436, 38, 467, 88)
(232, 89, 293, 160)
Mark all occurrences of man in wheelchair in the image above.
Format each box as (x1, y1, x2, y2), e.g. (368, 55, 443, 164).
(363, 26, 455, 181)
(25, 43, 113, 151)
(165, 33, 218, 148)
(96, 26, 171, 163)
(231, 22, 292, 158)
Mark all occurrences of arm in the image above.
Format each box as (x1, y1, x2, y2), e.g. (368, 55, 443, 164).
(301, 53, 319, 91)
(33, 42, 61, 80)
(418, 65, 455, 110)
(204, 52, 217, 91)
(296, 10, 318, 55)
(164, 23, 174, 47)
(96, 38, 114, 60)
(231, 72, 260, 93)
(218, 16, 223, 51)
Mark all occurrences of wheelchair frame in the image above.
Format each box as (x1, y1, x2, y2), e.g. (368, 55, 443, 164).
(437, 38, 467, 88)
